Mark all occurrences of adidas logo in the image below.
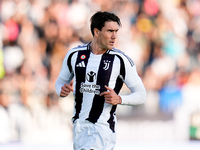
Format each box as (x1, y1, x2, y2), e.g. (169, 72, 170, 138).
(76, 61, 85, 67)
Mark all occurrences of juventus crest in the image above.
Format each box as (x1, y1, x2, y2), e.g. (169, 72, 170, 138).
(103, 60, 111, 70)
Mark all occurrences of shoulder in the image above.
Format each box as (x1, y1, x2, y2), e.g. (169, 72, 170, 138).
(67, 43, 88, 55)
(109, 48, 135, 67)
(63, 43, 89, 64)
(109, 47, 125, 55)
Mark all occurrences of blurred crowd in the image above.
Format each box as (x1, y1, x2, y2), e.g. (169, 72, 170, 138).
(0, 0, 200, 144)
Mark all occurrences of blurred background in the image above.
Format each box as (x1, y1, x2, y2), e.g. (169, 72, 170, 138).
(0, 0, 200, 149)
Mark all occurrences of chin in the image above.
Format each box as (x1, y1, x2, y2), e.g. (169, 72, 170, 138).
(108, 46, 114, 50)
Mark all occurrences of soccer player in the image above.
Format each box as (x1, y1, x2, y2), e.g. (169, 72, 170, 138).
(55, 11, 146, 150)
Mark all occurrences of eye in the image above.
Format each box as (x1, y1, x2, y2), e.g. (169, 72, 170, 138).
(108, 29, 119, 33)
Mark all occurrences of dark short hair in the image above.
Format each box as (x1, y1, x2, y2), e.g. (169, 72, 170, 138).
(90, 11, 121, 36)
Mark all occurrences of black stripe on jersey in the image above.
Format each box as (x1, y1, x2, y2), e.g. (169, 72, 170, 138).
(107, 105, 117, 132)
(72, 50, 90, 122)
(67, 51, 76, 73)
(115, 54, 126, 81)
(86, 53, 115, 123)
(107, 54, 126, 132)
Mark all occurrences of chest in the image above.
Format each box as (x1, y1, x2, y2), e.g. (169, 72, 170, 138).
(71, 51, 121, 83)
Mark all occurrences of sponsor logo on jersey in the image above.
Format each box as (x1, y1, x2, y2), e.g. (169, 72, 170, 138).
(76, 61, 85, 67)
(79, 71, 101, 95)
(79, 82, 101, 95)
(86, 71, 96, 82)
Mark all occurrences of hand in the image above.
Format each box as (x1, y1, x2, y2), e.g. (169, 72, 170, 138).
(60, 80, 74, 97)
(100, 85, 122, 105)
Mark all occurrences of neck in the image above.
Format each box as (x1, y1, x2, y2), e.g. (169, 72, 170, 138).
(90, 40, 107, 55)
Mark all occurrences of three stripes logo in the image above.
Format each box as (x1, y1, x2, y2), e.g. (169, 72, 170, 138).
(76, 61, 85, 67)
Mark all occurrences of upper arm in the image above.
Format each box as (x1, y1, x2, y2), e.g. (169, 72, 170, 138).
(122, 55, 144, 92)
(55, 51, 75, 96)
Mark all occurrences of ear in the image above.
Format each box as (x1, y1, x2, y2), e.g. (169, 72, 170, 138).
(94, 28, 100, 37)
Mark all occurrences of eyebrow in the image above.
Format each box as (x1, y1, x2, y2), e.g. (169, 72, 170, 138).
(108, 29, 119, 32)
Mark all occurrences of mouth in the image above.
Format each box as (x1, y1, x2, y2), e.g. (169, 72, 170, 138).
(110, 41, 115, 45)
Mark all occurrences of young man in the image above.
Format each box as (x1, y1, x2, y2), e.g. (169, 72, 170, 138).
(55, 11, 146, 150)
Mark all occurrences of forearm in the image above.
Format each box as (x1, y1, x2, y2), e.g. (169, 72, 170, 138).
(119, 84, 146, 105)
(55, 77, 72, 97)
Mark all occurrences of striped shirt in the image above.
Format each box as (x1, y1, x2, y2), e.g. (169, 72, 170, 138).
(55, 43, 146, 132)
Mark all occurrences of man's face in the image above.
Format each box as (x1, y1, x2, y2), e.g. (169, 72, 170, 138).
(96, 21, 119, 50)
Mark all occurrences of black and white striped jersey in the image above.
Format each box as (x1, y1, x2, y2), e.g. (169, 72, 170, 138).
(55, 43, 146, 132)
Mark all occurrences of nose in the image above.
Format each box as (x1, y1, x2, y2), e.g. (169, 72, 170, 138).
(111, 32, 117, 39)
